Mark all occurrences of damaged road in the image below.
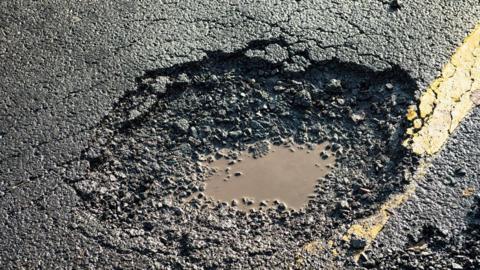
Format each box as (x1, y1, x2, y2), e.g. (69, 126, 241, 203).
(1, 1, 480, 269)
(68, 40, 418, 268)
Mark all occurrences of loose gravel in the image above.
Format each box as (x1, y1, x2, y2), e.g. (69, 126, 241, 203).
(63, 40, 419, 268)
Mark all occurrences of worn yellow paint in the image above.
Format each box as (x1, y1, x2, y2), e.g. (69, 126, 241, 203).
(413, 118, 423, 129)
(295, 239, 330, 268)
(295, 161, 428, 265)
(303, 240, 323, 254)
(295, 23, 480, 266)
(406, 105, 418, 121)
(462, 187, 476, 197)
(340, 23, 480, 261)
(342, 181, 417, 261)
(404, 23, 480, 156)
(340, 160, 429, 261)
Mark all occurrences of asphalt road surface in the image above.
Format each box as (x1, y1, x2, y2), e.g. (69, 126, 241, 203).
(1, 1, 480, 269)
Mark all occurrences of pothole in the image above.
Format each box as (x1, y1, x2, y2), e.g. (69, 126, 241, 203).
(200, 141, 335, 210)
(63, 39, 419, 266)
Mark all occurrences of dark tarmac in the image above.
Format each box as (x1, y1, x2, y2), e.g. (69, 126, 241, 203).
(1, 1, 480, 269)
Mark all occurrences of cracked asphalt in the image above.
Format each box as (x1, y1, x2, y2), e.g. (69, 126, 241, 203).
(1, 1, 480, 269)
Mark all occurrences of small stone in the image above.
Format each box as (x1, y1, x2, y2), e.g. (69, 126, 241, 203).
(444, 176, 456, 186)
(350, 236, 367, 249)
(351, 111, 366, 123)
(291, 80, 303, 85)
(128, 228, 145, 237)
(338, 200, 350, 209)
(218, 109, 227, 116)
(177, 73, 190, 83)
(174, 118, 190, 133)
(234, 171, 243, 177)
(294, 89, 312, 107)
(454, 168, 467, 177)
(154, 262, 162, 269)
(331, 143, 342, 152)
(231, 199, 238, 206)
(451, 262, 463, 270)
(385, 83, 394, 90)
(390, 0, 403, 10)
(260, 200, 268, 207)
(128, 109, 141, 120)
(228, 130, 243, 138)
(359, 253, 374, 267)
(274, 85, 286, 92)
(150, 76, 170, 93)
(277, 202, 287, 211)
(242, 197, 254, 205)
(359, 187, 371, 194)
(143, 222, 154, 231)
(173, 207, 183, 215)
(326, 79, 343, 93)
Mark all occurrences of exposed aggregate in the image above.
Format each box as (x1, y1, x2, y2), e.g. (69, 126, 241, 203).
(66, 40, 418, 268)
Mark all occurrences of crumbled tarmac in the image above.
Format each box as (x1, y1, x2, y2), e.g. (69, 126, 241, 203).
(352, 108, 480, 270)
(56, 40, 421, 268)
(360, 199, 480, 270)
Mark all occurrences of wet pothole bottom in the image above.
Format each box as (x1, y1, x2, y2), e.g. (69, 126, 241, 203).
(201, 141, 335, 210)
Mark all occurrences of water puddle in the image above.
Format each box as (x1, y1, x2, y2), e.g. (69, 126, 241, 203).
(202, 142, 335, 210)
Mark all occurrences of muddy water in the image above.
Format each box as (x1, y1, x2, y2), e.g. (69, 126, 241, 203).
(203, 143, 335, 210)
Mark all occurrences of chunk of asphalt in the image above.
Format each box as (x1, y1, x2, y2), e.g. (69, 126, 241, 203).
(350, 236, 368, 249)
(294, 89, 312, 107)
(454, 168, 467, 177)
(174, 118, 190, 133)
(326, 78, 343, 93)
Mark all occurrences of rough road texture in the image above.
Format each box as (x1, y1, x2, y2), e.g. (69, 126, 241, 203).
(1, 1, 480, 269)
(66, 40, 417, 268)
(363, 107, 480, 269)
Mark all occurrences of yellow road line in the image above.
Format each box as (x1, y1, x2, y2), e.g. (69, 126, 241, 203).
(297, 22, 480, 265)
(343, 22, 480, 261)
(342, 22, 480, 260)
(404, 23, 480, 156)
(341, 173, 420, 261)
(296, 163, 426, 266)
